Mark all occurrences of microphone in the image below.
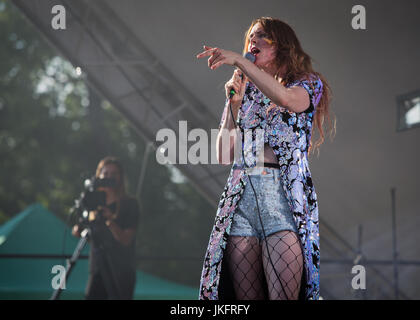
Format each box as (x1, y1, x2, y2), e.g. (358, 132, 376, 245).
(229, 52, 256, 99)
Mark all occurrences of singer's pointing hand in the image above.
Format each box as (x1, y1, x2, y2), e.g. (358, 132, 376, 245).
(196, 45, 243, 70)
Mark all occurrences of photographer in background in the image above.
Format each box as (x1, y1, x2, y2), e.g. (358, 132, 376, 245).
(72, 156, 140, 300)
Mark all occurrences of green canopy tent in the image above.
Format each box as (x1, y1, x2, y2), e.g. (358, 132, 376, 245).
(0, 203, 198, 299)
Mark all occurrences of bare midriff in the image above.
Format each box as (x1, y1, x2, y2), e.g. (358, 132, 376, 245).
(263, 143, 278, 164)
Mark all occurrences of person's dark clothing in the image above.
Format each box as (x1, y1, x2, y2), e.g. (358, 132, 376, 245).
(85, 196, 140, 300)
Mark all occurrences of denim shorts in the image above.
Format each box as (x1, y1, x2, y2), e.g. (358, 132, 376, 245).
(229, 167, 298, 242)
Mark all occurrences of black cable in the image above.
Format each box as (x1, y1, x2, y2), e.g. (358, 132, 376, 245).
(228, 97, 289, 300)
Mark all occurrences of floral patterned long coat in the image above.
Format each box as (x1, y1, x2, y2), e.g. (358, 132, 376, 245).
(199, 73, 324, 300)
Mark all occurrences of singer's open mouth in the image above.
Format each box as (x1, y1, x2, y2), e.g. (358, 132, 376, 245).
(251, 47, 260, 55)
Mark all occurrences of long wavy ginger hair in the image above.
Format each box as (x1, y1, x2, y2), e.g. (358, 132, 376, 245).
(243, 17, 336, 156)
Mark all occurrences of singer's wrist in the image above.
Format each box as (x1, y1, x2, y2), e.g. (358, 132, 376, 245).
(233, 55, 246, 69)
(230, 101, 241, 111)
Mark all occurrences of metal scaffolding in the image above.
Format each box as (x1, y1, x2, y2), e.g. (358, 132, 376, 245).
(320, 187, 420, 299)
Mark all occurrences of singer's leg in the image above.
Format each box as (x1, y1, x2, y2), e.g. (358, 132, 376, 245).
(262, 230, 303, 300)
(225, 235, 265, 300)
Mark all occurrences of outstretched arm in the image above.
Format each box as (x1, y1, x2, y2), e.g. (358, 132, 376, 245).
(196, 45, 310, 113)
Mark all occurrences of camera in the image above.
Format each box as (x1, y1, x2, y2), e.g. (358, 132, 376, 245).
(72, 176, 117, 223)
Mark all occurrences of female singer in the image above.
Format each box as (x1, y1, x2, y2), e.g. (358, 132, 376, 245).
(196, 17, 335, 300)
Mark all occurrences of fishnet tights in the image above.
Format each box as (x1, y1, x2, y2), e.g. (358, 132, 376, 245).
(225, 230, 303, 300)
